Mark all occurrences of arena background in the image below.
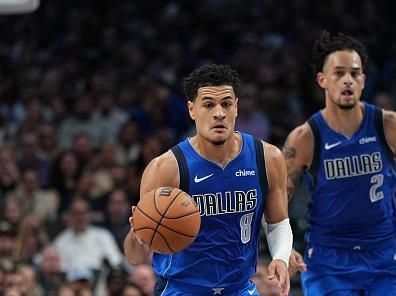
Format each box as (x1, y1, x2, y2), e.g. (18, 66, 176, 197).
(0, 0, 395, 295)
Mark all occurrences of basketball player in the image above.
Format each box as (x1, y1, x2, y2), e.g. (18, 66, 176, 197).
(124, 64, 293, 296)
(284, 31, 396, 295)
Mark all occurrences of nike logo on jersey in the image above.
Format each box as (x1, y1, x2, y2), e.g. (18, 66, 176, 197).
(194, 174, 214, 183)
(248, 287, 256, 295)
(324, 141, 341, 150)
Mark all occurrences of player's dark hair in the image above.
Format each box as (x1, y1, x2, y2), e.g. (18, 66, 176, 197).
(183, 64, 240, 101)
(312, 31, 369, 74)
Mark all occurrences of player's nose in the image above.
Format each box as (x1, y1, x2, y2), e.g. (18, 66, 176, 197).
(213, 104, 226, 118)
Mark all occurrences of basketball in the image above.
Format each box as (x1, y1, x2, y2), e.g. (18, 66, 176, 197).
(133, 187, 201, 254)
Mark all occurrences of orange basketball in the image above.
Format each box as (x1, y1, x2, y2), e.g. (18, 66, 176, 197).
(133, 187, 201, 254)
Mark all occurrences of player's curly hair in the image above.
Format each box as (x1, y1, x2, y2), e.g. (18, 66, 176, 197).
(183, 64, 240, 101)
(312, 31, 369, 74)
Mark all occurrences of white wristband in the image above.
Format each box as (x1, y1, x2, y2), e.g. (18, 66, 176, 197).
(265, 218, 293, 267)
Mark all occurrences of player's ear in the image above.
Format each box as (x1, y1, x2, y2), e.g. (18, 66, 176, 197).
(188, 100, 195, 120)
(235, 98, 238, 117)
(361, 73, 366, 90)
(317, 72, 326, 88)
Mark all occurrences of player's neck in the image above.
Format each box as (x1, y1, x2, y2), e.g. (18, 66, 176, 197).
(190, 133, 242, 168)
(322, 102, 364, 138)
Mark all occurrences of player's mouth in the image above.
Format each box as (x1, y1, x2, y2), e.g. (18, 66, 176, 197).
(211, 124, 227, 131)
(341, 89, 354, 98)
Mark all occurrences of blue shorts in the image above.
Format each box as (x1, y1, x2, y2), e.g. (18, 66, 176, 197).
(154, 276, 260, 296)
(301, 243, 396, 296)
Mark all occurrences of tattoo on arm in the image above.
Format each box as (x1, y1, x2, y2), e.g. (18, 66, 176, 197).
(283, 147, 296, 159)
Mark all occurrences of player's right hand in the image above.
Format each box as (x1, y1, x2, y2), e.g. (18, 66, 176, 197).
(129, 206, 147, 247)
(288, 249, 307, 277)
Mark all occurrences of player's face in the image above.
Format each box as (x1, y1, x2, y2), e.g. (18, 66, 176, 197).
(317, 50, 366, 110)
(188, 85, 238, 146)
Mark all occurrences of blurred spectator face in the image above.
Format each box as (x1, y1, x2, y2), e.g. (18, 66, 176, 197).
(3, 197, 25, 225)
(74, 96, 92, 119)
(69, 200, 90, 232)
(141, 136, 162, 165)
(0, 147, 19, 188)
(39, 246, 61, 274)
(128, 263, 156, 296)
(97, 142, 117, 168)
(98, 94, 114, 115)
(21, 169, 40, 193)
(50, 96, 67, 122)
(15, 216, 48, 262)
(3, 286, 24, 296)
(122, 285, 144, 296)
(19, 265, 37, 293)
(119, 122, 139, 147)
(40, 124, 58, 152)
(20, 132, 39, 159)
(75, 171, 93, 197)
(24, 100, 43, 125)
(4, 272, 25, 292)
(60, 152, 79, 177)
(73, 135, 92, 160)
(57, 285, 76, 296)
(0, 221, 16, 257)
(109, 165, 127, 186)
(107, 189, 129, 222)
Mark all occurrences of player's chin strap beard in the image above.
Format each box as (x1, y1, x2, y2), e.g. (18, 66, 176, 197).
(212, 140, 226, 146)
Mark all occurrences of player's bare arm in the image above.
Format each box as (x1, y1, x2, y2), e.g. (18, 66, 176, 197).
(262, 142, 292, 296)
(124, 151, 179, 265)
(383, 109, 396, 159)
(263, 142, 288, 223)
(282, 124, 312, 276)
(282, 123, 314, 201)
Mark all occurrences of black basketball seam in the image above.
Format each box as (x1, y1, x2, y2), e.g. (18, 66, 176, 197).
(151, 188, 183, 248)
(163, 208, 199, 219)
(157, 222, 198, 238)
(134, 227, 175, 253)
(134, 206, 160, 225)
(151, 229, 175, 253)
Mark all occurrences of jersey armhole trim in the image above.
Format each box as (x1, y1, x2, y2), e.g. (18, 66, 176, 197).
(307, 117, 321, 185)
(170, 145, 189, 192)
(254, 137, 269, 193)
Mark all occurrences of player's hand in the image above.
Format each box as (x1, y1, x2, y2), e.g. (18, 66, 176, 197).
(129, 206, 147, 247)
(288, 249, 307, 277)
(267, 259, 290, 296)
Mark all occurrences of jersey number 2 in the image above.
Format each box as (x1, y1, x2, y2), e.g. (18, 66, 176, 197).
(370, 174, 384, 202)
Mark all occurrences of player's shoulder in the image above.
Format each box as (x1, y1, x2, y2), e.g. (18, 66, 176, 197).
(382, 108, 396, 127)
(382, 109, 396, 152)
(141, 150, 179, 191)
(286, 122, 314, 145)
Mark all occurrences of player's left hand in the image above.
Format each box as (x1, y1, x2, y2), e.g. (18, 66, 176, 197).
(267, 259, 290, 296)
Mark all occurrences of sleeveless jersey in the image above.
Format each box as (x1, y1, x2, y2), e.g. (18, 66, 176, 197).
(304, 102, 396, 249)
(152, 132, 268, 291)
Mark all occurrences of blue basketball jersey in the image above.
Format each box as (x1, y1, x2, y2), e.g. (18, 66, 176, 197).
(304, 102, 396, 249)
(152, 132, 268, 293)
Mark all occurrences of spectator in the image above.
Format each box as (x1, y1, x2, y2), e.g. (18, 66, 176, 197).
(122, 283, 144, 296)
(14, 215, 48, 265)
(11, 168, 59, 223)
(53, 199, 123, 274)
(37, 246, 65, 296)
(128, 263, 156, 296)
(99, 189, 131, 251)
(16, 131, 51, 187)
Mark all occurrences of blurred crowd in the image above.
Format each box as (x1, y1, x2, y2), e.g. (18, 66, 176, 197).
(0, 0, 395, 295)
